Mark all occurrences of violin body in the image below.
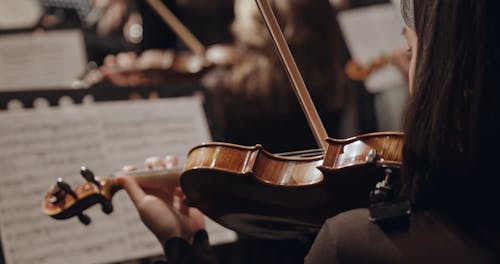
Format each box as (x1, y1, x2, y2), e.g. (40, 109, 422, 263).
(180, 132, 403, 239)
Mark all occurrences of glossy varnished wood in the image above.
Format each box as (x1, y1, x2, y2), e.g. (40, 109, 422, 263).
(42, 178, 116, 219)
(42, 169, 181, 220)
(320, 132, 403, 170)
(180, 134, 403, 239)
(184, 142, 324, 186)
(42, 135, 403, 239)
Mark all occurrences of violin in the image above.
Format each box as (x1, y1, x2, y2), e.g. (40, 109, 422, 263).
(181, 133, 402, 239)
(345, 56, 391, 81)
(42, 134, 401, 238)
(42, 0, 404, 240)
(42, 166, 180, 224)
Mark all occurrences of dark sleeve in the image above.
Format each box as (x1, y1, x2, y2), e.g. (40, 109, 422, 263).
(304, 218, 340, 264)
(162, 230, 219, 264)
(305, 209, 405, 264)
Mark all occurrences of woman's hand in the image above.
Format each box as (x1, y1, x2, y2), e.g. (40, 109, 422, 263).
(115, 155, 205, 244)
(98, 50, 176, 88)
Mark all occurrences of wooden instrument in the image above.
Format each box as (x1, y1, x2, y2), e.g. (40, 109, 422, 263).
(42, 134, 401, 238)
(345, 56, 391, 81)
(181, 134, 402, 239)
(41, 144, 321, 227)
(42, 166, 181, 224)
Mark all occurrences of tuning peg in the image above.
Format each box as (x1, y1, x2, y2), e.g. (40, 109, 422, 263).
(56, 178, 78, 200)
(78, 212, 91, 225)
(80, 166, 101, 187)
(101, 200, 113, 214)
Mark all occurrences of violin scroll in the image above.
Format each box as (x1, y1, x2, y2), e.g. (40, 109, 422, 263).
(42, 166, 182, 224)
(42, 167, 118, 225)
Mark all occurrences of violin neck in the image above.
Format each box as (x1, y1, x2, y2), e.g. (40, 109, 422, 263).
(255, 0, 329, 150)
(112, 168, 182, 188)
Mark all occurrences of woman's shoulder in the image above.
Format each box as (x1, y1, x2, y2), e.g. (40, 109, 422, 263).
(322, 208, 373, 234)
(318, 208, 500, 264)
(307, 208, 405, 264)
(325, 208, 370, 223)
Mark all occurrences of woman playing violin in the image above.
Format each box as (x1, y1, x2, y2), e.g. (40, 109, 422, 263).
(116, 0, 500, 263)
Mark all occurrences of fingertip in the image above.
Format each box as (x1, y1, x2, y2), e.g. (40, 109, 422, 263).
(104, 54, 116, 63)
(122, 165, 137, 172)
(114, 175, 131, 186)
(116, 176, 146, 204)
(164, 155, 178, 169)
(145, 156, 165, 169)
(174, 186, 183, 195)
(114, 176, 124, 185)
(182, 196, 194, 207)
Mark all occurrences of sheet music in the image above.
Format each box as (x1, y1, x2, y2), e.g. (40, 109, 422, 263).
(338, 4, 407, 93)
(0, 30, 86, 92)
(93, 97, 236, 255)
(0, 107, 122, 264)
(0, 97, 236, 264)
(95, 97, 212, 168)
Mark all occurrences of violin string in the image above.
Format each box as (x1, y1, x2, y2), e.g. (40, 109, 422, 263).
(276, 148, 324, 157)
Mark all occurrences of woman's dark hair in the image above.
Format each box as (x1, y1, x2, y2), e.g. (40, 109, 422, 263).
(227, 0, 348, 114)
(401, 0, 500, 219)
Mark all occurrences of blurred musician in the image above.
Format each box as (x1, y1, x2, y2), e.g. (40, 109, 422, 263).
(202, 0, 373, 152)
